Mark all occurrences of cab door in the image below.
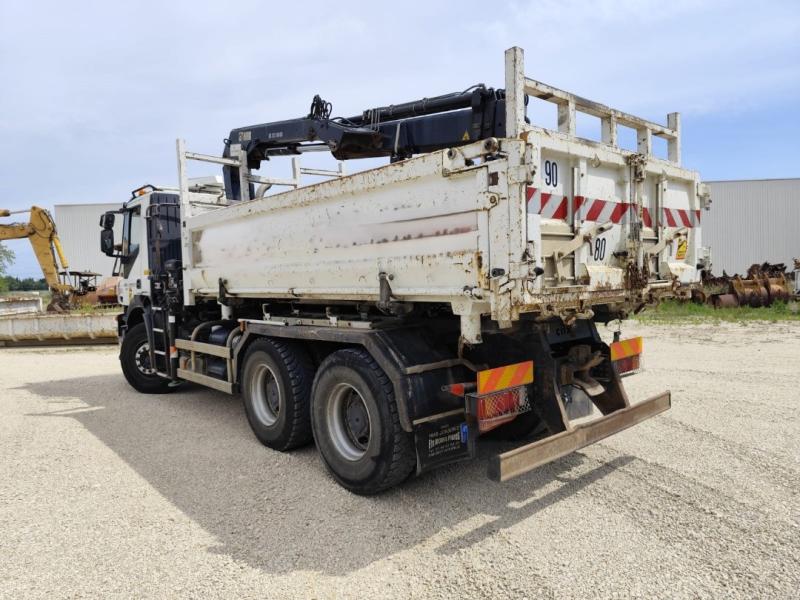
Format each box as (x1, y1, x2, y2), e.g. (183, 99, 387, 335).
(118, 200, 147, 305)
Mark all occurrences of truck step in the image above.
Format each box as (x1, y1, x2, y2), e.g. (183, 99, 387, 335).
(177, 368, 234, 394)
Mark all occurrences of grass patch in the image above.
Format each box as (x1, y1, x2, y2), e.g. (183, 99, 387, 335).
(637, 299, 800, 324)
(70, 302, 118, 315)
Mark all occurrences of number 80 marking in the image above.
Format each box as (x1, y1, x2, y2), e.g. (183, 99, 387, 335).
(593, 238, 606, 261)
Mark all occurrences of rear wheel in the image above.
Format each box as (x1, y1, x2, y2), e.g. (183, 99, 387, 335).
(311, 348, 416, 495)
(120, 322, 172, 394)
(241, 338, 315, 451)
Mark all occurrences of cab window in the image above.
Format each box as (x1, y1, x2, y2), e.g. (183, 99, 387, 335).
(121, 207, 142, 278)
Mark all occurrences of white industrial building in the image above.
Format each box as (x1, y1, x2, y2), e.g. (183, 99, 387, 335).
(54, 203, 122, 277)
(704, 178, 799, 275)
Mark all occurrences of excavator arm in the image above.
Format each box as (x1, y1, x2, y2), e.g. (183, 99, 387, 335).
(0, 206, 74, 308)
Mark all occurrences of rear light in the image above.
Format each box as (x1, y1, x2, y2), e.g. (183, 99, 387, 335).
(610, 336, 643, 376)
(472, 386, 531, 433)
(614, 354, 641, 375)
(467, 360, 534, 433)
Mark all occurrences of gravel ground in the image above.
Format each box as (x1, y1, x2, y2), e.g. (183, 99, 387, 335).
(1, 322, 798, 599)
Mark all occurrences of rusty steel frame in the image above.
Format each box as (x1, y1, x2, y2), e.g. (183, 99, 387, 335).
(707, 263, 794, 308)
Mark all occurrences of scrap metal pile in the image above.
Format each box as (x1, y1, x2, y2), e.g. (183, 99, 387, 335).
(703, 262, 796, 308)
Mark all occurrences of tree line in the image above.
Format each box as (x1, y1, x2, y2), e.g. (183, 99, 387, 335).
(0, 243, 47, 291)
(0, 276, 49, 292)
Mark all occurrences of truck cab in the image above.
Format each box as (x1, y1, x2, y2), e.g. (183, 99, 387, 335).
(102, 185, 185, 319)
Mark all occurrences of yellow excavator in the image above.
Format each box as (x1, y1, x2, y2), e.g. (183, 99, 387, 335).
(0, 205, 112, 312)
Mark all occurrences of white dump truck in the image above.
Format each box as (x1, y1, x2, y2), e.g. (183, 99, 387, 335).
(101, 48, 709, 493)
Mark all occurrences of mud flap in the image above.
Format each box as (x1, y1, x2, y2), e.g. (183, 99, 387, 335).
(414, 411, 477, 474)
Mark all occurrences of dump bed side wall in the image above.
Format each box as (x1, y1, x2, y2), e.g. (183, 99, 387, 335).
(185, 150, 493, 303)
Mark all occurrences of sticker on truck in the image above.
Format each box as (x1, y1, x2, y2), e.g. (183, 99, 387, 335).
(529, 193, 701, 233)
(675, 239, 688, 260)
(414, 412, 475, 472)
(527, 188, 568, 220)
(543, 159, 559, 187)
(663, 208, 701, 228)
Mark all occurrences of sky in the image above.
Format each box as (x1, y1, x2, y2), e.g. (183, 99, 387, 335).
(1, 0, 799, 277)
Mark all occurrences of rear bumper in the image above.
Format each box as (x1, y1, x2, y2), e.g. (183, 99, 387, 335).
(488, 391, 671, 481)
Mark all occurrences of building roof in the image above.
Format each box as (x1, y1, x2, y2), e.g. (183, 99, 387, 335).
(706, 177, 800, 184)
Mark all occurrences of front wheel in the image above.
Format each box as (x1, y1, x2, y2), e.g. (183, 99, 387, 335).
(120, 322, 172, 394)
(311, 348, 416, 495)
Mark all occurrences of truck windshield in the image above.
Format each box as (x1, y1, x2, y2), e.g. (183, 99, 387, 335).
(121, 208, 142, 278)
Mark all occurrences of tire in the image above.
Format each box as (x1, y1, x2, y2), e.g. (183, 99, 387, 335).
(311, 348, 416, 495)
(241, 338, 315, 451)
(120, 322, 173, 394)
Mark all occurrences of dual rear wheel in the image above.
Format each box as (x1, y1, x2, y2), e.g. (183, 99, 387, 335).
(241, 341, 415, 494)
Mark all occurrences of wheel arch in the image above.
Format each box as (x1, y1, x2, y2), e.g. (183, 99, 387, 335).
(121, 296, 150, 332)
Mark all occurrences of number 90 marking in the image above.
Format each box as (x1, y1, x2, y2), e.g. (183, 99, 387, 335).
(544, 159, 558, 187)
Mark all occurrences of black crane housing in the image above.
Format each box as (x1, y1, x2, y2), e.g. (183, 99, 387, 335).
(222, 85, 511, 200)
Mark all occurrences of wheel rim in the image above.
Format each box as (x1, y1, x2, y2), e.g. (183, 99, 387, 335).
(327, 383, 371, 461)
(251, 363, 281, 426)
(134, 342, 155, 376)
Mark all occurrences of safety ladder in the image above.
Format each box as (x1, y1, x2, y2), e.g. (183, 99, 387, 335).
(147, 305, 172, 379)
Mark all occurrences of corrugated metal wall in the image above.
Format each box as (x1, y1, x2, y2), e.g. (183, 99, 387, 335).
(54, 204, 122, 276)
(704, 179, 799, 275)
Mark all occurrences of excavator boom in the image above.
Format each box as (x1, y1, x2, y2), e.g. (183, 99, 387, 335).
(0, 206, 74, 309)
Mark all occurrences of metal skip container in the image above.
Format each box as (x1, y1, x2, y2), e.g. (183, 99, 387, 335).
(0, 312, 117, 345)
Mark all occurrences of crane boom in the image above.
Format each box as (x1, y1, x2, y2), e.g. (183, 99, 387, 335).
(221, 86, 507, 200)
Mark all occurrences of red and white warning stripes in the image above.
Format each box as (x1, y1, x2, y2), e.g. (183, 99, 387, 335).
(642, 207, 653, 228)
(526, 187, 699, 228)
(574, 195, 628, 225)
(662, 207, 701, 228)
(526, 188, 569, 220)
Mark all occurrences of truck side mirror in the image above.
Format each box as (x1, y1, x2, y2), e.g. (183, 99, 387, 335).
(100, 212, 115, 229)
(101, 228, 115, 256)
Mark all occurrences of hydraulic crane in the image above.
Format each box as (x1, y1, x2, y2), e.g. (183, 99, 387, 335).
(222, 85, 509, 200)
